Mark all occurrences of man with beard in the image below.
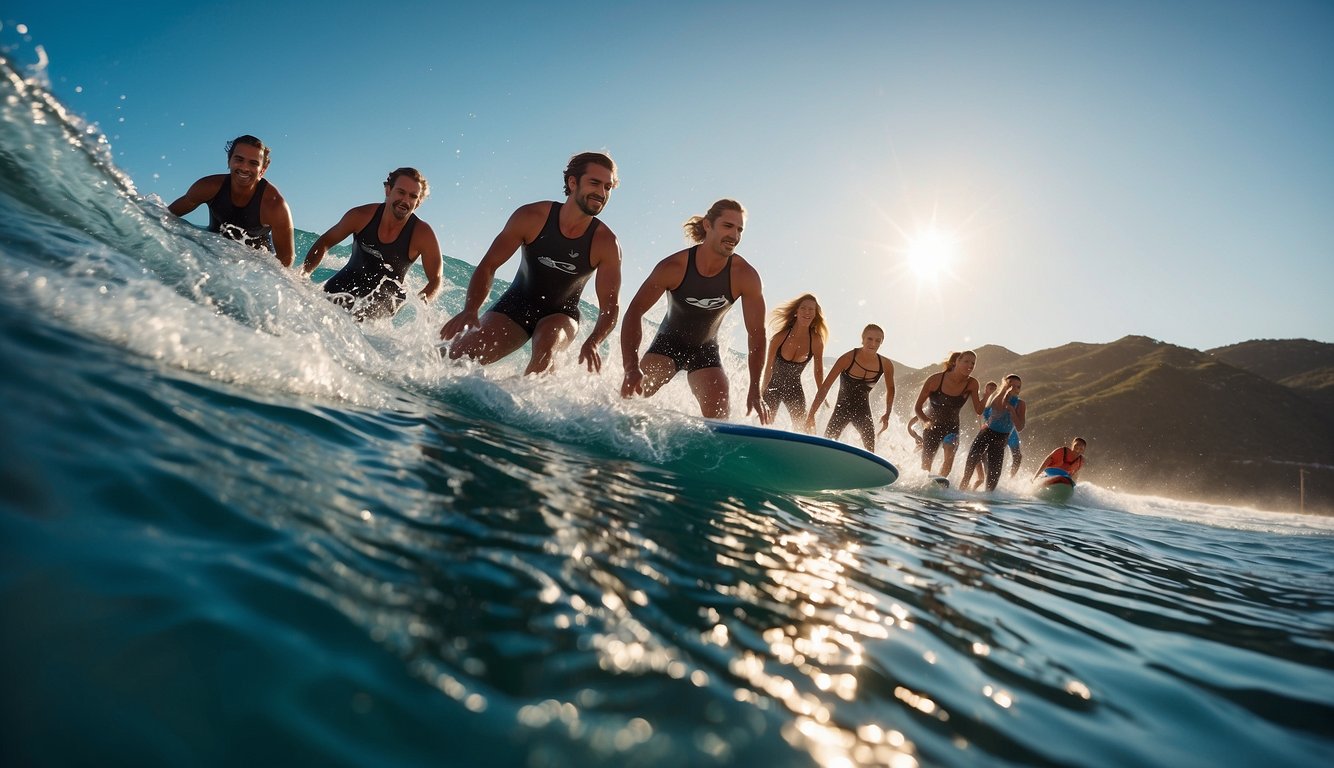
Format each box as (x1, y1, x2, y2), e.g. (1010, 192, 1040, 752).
(620, 199, 771, 424)
(301, 167, 443, 321)
(439, 152, 622, 375)
(168, 135, 296, 267)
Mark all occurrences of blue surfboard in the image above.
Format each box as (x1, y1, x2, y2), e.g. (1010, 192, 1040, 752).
(1032, 467, 1075, 504)
(698, 420, 899, 492)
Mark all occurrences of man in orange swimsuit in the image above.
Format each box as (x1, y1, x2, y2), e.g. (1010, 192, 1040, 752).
(1035, 437, 1087, 481)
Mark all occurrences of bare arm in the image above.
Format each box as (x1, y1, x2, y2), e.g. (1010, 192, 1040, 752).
(913, 373, 938, 423)
(413, 221, 444, 303)
(1013, 399, 1027, 432)
(968, 378, 984, 415)
(262, 186, 295, 268)
(301, 206, 372, 276)
(167, 175, 222, 218)
(880, 357, 896, 430)
(804, 352, 851, 431)
(439, 204, 542, 339)
(619, 255, 681, 397)
(811, 335, 825, 396)
(579, 229, 622, 373)
(734, 261, 770, 424)
(760, 332, 782, 392)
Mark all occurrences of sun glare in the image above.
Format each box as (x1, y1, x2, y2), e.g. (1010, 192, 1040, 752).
(903, 228, 958, 281)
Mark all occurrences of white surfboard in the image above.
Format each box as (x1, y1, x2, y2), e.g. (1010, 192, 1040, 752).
(700, 420, 899, 492)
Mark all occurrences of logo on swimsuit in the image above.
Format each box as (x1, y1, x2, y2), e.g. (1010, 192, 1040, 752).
(538, 255, 578, 273)
(685, 295, 730, 310)
(360, 242, 386, 262)
(219, 222, 262, 248)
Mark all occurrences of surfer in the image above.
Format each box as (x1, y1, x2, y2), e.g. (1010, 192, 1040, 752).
(439, 152, 622, 374)
(912, 350, 983, 480)
(619, 199, 770, 423)
(759, 294, 827, 431)
(168, 135, 296, 267)
(300, 168, 443, 321)
(1036, 438, 1087, 481)
(805, 324, 895, 451)
(961, 374, 1027, 492)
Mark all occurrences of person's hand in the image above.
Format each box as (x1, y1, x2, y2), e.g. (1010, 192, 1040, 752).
(439, 310, 478, 340)
(579, 339, 602, 373)
(621, 367, 644, 399)
(747, 390, 772, 425)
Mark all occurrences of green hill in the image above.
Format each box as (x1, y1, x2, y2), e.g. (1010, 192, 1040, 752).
(893, 336, 1334, 515)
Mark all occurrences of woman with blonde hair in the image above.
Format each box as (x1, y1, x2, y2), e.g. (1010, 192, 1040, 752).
(759, 294, 828, 430)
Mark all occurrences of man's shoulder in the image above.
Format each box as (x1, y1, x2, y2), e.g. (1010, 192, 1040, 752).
(260, 179, 288, 204)
(191, 174, 228, 194)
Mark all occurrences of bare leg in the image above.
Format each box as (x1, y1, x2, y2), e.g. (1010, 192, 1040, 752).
(939, 443, 959, 477)
(637, 353, 679, 398)
(525, 314, 578, 375)
(687, 367, 730, 419)
(447, 312, 530, 365)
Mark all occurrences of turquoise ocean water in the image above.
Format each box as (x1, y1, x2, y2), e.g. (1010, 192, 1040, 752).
(2, 57, 1333, 767)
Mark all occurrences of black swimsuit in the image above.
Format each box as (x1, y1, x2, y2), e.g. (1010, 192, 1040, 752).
(921, 374, 970, 461)
(763, 326, 813, 420)
(825, 350, 883, 451)
(207, 176, 274, 251)
(646, 246, 735, 372)
(323, 204, 419, 320)
(490, 202, 600, 336)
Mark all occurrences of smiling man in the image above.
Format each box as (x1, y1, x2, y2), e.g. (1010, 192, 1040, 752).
(168, 135, 295, 267)
(300, 167, 443, 321)
(440, 151, 622, 375)
(620, 199, 771, 424)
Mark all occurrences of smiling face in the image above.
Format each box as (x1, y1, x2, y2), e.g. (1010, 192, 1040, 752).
(384, 176, 423, 220)
(569, 163, 614, 216)
(956, 352, 977, 376)
(703, 209, 745, 256)
(795, 298, 819, 325)
(227, 143, 266, 190)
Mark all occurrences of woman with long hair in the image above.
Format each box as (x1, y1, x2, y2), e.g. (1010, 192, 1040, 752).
(759, 294, 828, 430)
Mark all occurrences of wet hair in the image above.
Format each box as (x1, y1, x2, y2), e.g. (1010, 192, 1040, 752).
(983, 380, 998, 391)
(563, 151, 618, 196)
(768, 293, 829, 340)
(683, 199, 745, 243)
(943, 350, 976, 371)
(1072, 437, 1087, 447)
(863, 324, 884, 337)
(225, 135, 270, 170)
(385, 167, 429, 201)
(1004, 373, 1022, 384)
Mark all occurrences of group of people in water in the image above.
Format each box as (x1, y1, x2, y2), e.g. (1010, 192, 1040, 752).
(170, 137, 1088, 491)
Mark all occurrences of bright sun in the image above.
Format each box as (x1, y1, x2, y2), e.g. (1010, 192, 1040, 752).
(904, 228, 959, 280)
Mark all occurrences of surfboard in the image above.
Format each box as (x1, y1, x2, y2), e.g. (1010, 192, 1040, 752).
(699, 420, 899, 492)
(1032, 467, 1075, 504)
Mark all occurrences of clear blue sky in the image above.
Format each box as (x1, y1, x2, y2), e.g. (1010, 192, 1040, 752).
(5, 0, 1332, 368)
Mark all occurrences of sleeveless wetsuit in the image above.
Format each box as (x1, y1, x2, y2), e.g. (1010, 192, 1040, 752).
(323, 204, 420, 320)
(490, 202, 600, 336)
(921, 374, 971, 463)
(646, 246, 735, 372)
(763, 326, 814, 420)
(825, 350, 883, 451)
(207, 176, 274, 251)
(963, 396, 1020, 491)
